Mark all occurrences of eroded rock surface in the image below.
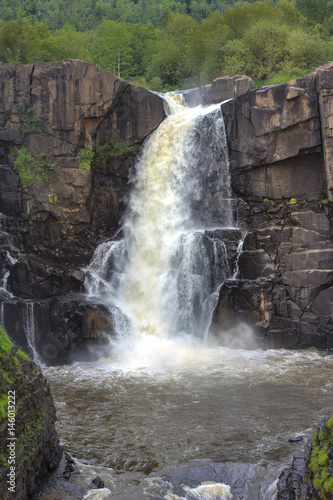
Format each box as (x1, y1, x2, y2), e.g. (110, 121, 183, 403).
(215, 63, 333, 349)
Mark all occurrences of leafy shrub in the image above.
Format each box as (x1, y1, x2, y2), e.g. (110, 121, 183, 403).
(18, 107, 42, 134)
(12, 147, 54, 188)
(95, 140, 139, 163)
(78, 144, 94, 170)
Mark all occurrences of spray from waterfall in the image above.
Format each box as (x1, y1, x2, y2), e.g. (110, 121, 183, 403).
(85, 93, 238, 349)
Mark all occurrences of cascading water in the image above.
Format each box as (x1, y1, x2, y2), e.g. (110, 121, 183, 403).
(0, 213, 17, 328)
(85, 93, 236, 345)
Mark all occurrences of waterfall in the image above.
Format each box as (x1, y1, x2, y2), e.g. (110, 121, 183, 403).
(85, 93, 237, 343)
(0, 212, 16, 329)
(24, 303, 40, 364)
(0, 302, 4, 328)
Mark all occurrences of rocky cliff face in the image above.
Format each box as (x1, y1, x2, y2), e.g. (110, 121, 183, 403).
(0, 59, 165, 262)
(182, 74, 255, 107)
(0, 327, 62, 499)
(0, 60, 166, 363)
(215, 62, 333, 350)
(0, 60, 257, 363)
(0, 59, 332, 361)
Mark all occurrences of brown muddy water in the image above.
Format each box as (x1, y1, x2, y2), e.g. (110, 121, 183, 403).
(43, 338, 333, 500)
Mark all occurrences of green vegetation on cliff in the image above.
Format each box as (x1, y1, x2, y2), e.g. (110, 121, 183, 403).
(0, 0, 332, 90)
(95, 140, 140, 162)
(0, 326, 61, 497)
(78, 144, 94, 171)
(18, 107, 42, 134)
(12, 147, 54, 188)
(308, 414, 333, 499)
(0, 327, 30, 423)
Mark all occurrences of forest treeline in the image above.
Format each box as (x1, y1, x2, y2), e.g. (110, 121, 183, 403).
(0, 0, 332, 90)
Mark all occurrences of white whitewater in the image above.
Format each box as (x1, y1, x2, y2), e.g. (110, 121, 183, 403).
(85, 93, 234, 345)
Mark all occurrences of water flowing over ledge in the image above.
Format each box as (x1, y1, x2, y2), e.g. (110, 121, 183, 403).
(84, 92, 241, 356)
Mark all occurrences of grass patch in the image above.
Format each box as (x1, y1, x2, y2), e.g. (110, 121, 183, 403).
(0, 327, 12, 354)
(256, 68, 316, 87)
(288, 197, 298, 205)
(263, 197, 274, 203)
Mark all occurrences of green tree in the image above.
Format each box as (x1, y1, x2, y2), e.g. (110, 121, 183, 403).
(92, 20, 133, 77)
(0, 16, 50, 63)
(223, 17, 329, 82)
(188, 10, 233, 83)
(296, 0, 333, 24)
(148, 37, 184, 88)
(41, 24, 93, 62)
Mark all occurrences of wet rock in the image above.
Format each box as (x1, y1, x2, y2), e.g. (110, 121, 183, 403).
(212, 65, 333, 349)
(289, 435, 304, 443)
(0, 164, 21, 215)
(277, 452, 307, 500)
(90, 476, 105, 489)
(164, 461, 280, 500)
(36, 452, 87, 500)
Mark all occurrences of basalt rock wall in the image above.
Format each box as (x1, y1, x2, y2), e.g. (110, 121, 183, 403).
(0, 59, 166, 261)
(0, 59, 166, 363)
(216, 62, 333, 349)
(1, 59, 333, 361)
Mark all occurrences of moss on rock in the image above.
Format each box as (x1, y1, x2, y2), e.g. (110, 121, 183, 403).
(0, 326, 62, 499)
(307, 413, 333, 499)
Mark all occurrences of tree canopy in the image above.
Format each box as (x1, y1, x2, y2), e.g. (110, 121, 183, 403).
(0, 0, 332, 90)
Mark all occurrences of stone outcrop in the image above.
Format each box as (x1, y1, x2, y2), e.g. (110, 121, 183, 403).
(215, 63, 333, 350)
(0, 59, 165, 262)
(182, 74, 255, 107)
(0, 327, 62, 499)
(317, 62, 333, 202)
